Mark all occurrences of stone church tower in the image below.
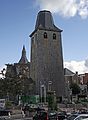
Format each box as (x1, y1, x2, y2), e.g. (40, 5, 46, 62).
(30, 10, 65, 98)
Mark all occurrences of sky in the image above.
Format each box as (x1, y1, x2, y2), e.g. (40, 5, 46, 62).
(0, 0, 88, 76)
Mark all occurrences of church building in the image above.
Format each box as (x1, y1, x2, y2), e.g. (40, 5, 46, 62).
(5, 46, 30, 79)
(5, 10, 66, 100)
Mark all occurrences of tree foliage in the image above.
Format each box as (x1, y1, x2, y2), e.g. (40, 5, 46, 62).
(70, 83, 80, 95)
(0, 76, 34, 101)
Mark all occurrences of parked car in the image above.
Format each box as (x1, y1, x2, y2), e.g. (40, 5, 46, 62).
(0, 109, 11, 116)
(67, 114, 88, 120)
(0, 109, 12, 120)
(48, 112, 58, 120)
(58, 112, 67, 120)
(33, 110, 48, 120)
(0, 116, 11, 120)
(48, 111, 67, 120)
(0, 118, 6, 120)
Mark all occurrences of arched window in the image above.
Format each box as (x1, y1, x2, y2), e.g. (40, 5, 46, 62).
(53, 33, 56, 39)
(44, 32, 47, 38)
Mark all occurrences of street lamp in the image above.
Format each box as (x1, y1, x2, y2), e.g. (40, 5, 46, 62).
(40, 83, 46, 103)
(48, 81, 52, 91)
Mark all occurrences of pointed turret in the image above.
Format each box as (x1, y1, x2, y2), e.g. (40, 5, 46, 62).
(19, 45, 29, 64)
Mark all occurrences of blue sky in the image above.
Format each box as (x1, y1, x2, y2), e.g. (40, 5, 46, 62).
(0, 0, 88, 74)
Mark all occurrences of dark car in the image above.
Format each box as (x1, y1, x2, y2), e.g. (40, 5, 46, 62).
(0, 109, 11, 116)
(57, 112, 67, 120)
(0, 109, 12, 120)
(48, 112, 58, 120)
(33, 111, 48, 120)
(58, 114, 66, 120)
(0, 117, 11, 120)
(0, 118, 6, 120)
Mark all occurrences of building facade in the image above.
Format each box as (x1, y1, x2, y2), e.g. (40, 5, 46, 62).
(30, 10, 65, 98)
(5, 46, 30, 78)
(5, 46, 35, 95)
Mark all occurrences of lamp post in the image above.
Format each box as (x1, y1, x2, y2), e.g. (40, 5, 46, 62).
(48, 81, 52, 91)
(40, 83, 46, 103)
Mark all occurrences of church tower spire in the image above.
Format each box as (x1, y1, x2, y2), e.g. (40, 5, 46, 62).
(19, 45, 29, 64)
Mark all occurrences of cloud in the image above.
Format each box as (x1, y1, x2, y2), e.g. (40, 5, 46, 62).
(78, 0, 88, 19)
(64, 59, 88, 74)
(36, 0, 88, 19)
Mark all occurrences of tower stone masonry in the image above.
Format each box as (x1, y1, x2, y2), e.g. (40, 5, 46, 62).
(30, 10, 65, 98)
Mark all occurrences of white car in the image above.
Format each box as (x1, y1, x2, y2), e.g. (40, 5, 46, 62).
(67, 114, 88, 120)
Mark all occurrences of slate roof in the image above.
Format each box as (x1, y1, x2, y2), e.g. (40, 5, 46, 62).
(30, 10, 62, 37)
(64, 68, 75, 76)
(19, 46, 29, 64)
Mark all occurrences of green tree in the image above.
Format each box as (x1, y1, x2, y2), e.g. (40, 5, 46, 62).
(70, 83, 80, 95)
(47, 93, 54, 110)
(47, 91, 57, 111)
(0, 76, 34, 101)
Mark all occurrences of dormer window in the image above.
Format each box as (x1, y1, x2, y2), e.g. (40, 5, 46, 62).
(53, 33, 56, 39)
(44, 32, 47, 38)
